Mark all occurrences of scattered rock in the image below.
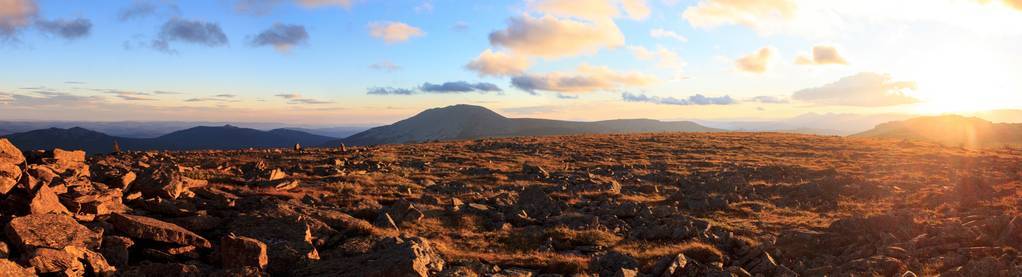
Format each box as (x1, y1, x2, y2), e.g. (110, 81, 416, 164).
(5, 213, 100, 252)
(221, 234, 268, 271)
(108, 213, 212, 248)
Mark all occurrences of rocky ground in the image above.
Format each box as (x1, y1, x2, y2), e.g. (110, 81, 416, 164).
(1, 132, 1021, 276)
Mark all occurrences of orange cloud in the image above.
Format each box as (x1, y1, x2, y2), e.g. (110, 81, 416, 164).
(682, 0, 797, 32)
(368, 21, 424, 44)
(0, 0, 37, 36)
(511, 64, 658, 93)
(735, 47, 777, 74)
(489, 14, 624, 58)
(465, 49, 532, 77)
(795, 45, 848, 65)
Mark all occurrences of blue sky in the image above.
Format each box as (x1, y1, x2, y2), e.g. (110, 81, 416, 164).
(2, 0, 1021, 125)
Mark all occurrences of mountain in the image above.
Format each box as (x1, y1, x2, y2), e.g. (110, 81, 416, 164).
(0, 121, 372, 138)
(2, 125, 338, 153)
(330, 104, 722, 146)
(1, 127, 144, 154)
(696, 113, 915, 136)
(852, 115, 1022, 148)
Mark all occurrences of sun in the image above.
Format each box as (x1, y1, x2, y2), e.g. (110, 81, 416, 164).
(899, 41, 1020, 115)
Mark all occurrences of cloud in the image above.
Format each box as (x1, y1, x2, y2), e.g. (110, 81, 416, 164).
(488, 14, 624, 58)
(735, 46, 777, 73)
(235, 0, 356, 14)
(629, 46, 684, 69)
(152, 18, 228, 53)
(746, 95, 789, 103)
(369, 61, 401, 72)
(792, 72, 919, 106)
(682, 0, 798, 35)
(366, 87, 415, 95)
(649, 28, 687, 42)
(420, 81, 502, 93)
(0, 0, 37, 38)
(5, 91, 104, 106)
(275, 93, 301, 99)
(622, 92, 737, 105)
(250, 23, 308, 52)
(795, 45, 848, 65)
(215, 94, 236, 98)
(465, 49, 531, 77)
(152, 90, 183, 95)
(103, 90, 156, 101)
(414, 1, 433, 13)
(35, 18, 92, 40)
(118, 0, 179, 21)
(620, 0, 651, 20)
(452, 21, 469, 32)
(274, 93, 332, 104)
(366, 81, 502, 95)
(511, 64, 658, 94)
(368, 21, 424, 44)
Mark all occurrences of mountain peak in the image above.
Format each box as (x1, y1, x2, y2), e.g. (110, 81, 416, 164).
(416, 104, 506, 120)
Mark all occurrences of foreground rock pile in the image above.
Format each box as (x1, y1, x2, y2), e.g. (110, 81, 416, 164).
(0, 132, 1020, 276)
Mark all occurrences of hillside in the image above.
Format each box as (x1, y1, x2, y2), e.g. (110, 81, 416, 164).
(332, 104, 721, 146)
(2, 125, 336, 153)
(852, 115, 1022, 148)
(1, 132, 1019, 276)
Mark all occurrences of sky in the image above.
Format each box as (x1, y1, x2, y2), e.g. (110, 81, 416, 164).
(1, 0, 1021, 125)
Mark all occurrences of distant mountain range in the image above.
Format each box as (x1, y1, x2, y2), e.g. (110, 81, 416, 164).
(330, 104, 722, 146)
(852, 115, 1022, 148)
(3, 125, 337, 153)
(0, 121, 369, 138)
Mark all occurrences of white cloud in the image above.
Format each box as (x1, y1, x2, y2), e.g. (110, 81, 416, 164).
(649, 28, 687, 42)
(792, 72, 919, 107)
(629, 46, 684, 69)
(368, 21, 424, 44)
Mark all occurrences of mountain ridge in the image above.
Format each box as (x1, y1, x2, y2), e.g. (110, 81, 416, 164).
(2, 125, 337, 153)
(852, 115, 1022, 148)
(332, 104, 723, 146)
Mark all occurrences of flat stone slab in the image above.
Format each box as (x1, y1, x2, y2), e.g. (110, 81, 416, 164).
(109, 213, 212, 248)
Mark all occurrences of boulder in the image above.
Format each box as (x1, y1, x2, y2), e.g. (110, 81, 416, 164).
(515, 186, 561, 220)
(26, 248, 85, 276)
(121, 262, 202, 277)
(29, 184, 70, 215)
(0, 259, 34, 276)
(221, 234, 268, 270)
(108, 213, 212, 248)
(295, 236, 444, 277)
(590, 252, 639, 277)
(133, 166, 187, 199)
(0, 139, 24, 195)
(229, 213, 320, 275)
(5, 213, 100, 252)
(100, 236, 134, 268)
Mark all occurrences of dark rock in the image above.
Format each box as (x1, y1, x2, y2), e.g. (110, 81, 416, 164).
(590, 252, 639, 277)
(108, 213, 212, 248)
(221, 234, 268, 271)
(515, 186, 561, 220)
(100, 236, 134, 268)
(121, 262, 202, 277)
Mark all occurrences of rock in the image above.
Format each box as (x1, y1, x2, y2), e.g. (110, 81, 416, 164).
(134, 165, 188, 199)
(0, 259, 34, 276)
(0, 242, 8, 258)
(229, 213, 320, 275)
(63, 246, 116, 277)
(652, 254, 689, 277)
(64, 189, 126, 216)
(29, 184, 71, 215)
(522, 164, 550, 178)
(0, 139, 24, 195)
(108, 213, 212, 248)
(378, 200, 425, 225)
(118, 172, 137, 190)
(590, 252, 639, 277)
(100, 236, 134, 268)
(121, 262, 202, 277)
(51, 149, 86, 163)
(5, 213, 100, 252)
(515, 186, 561, 220)
(296, 236, 444, 277)
(613, 268, 638, 277)
(221, 234, 269, 270)
(26, 248, 85, 276)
